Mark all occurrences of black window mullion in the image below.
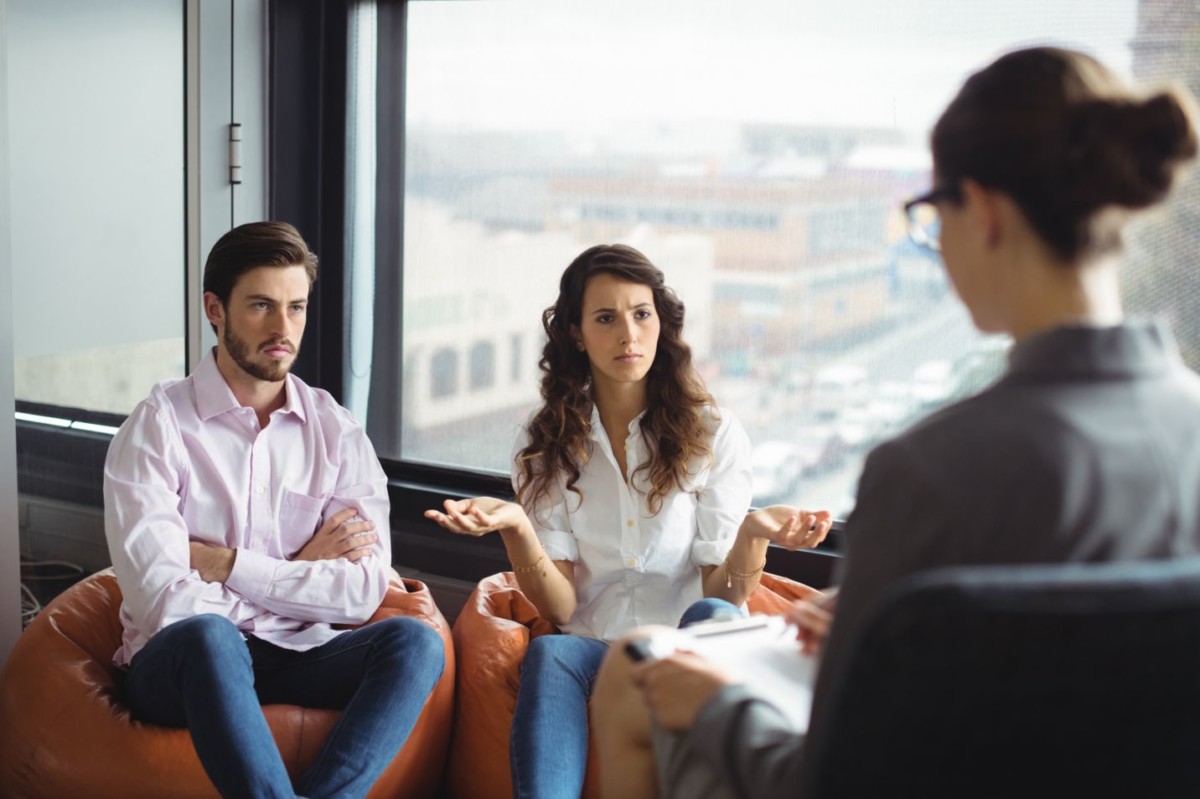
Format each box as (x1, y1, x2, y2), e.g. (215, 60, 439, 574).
(269, 0, 350, 402)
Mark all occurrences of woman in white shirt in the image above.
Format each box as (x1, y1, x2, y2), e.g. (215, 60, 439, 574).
(426, 243, 831, 799)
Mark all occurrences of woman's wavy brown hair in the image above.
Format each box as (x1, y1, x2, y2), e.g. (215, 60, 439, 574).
(515, 244, 716, 517)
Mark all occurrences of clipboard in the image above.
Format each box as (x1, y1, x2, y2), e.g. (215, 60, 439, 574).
(638, 614, 816, 733)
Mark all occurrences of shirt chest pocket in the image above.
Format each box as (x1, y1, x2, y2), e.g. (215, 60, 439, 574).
(279, 489, 327, 539)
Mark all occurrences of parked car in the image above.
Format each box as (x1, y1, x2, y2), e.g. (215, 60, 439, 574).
(834, 406, 877, 452)
(750, 428, 847, 505)
(911, 359, 955, 408)
(751, 441, 804, 506)
(795, 425, 848, 475)
(865, 395, 918, 435)
(950, 337, 1010, 400)
(810, 363, 869, 420)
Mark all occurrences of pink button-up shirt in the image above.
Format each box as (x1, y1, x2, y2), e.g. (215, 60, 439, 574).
(103, 350, 391, 667)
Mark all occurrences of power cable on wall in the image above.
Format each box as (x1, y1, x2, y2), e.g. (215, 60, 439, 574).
(19, 559, 86, 629)
(19, 583, 40, 629)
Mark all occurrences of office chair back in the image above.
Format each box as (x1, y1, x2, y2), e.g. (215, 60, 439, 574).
(803, 558, 1200, 799)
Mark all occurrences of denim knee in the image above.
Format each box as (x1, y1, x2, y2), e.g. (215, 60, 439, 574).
(522, 634, 565, 677)
(520, 634, 608, 688)
(679, 597, 743, 628)
(521, 634, 575, 683)
(370, 616, 445, 676)
(167, 613, 250, 666)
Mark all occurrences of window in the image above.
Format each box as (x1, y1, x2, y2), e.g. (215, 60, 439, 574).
(469, 341, 495, 391)
(351, 0, 1197, 518)
(430, 347, 458, 399)
(510, 332, 524, 384)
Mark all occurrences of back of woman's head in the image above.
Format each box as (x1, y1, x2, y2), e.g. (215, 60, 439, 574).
(516, 244, 714, 516)
(932, 46, 1198, 261)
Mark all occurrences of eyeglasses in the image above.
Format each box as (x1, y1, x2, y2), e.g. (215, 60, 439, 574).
(903, 186, 961, 253)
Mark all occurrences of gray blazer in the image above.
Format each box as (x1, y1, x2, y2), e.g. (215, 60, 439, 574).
(677, 320, 1200, 798)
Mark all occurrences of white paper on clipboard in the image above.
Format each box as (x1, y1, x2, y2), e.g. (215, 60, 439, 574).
(648, 615, 816, 733)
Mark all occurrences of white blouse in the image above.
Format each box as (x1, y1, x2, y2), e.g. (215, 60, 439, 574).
(511, 404, 753, 641)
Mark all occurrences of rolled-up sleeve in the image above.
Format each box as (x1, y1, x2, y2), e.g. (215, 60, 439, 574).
(691, 411, 753, 567)
(104, 401, 261, 648)
(527, 486, 578, 562)
(225, 422, 391, 625)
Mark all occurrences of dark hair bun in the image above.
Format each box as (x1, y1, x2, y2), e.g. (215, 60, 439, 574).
(933, 47, 1198, 261)
(1067, 90, 1198, 211)
(1141, 92, 1198, 160)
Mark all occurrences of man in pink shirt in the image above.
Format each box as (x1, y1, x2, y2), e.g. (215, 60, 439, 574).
(103, 221, 444, 799)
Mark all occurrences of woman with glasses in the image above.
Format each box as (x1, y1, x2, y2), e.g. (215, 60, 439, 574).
(425, 243, 832, 799)
(593, 46, 1200, 799)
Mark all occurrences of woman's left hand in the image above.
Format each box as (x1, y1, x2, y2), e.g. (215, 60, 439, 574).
(740, 505, 833, 550)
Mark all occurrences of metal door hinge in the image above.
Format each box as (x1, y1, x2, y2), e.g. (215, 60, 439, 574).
(229, 123, 242, 185)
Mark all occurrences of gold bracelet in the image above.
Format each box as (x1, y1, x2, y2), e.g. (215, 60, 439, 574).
(514, 552, 547, 576)
(724, 557, 766, 589)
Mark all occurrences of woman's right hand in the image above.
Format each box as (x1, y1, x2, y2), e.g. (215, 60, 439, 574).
(787, 588, 838, 656)
(424, 497, 530, 537)
(428, 496, 576, 624)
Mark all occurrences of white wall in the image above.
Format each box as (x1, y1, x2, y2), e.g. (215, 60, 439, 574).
(9, 0, 184, 360)
(9, 0, 184, 414)
(0, 0, 23, 666)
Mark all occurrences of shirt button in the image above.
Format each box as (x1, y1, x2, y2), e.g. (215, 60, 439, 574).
(255, 485, 266, 495)
(626, 557, 637, 568)
(626, 519, 635, 527)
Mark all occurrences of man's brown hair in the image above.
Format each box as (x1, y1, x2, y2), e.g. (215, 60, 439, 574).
(202, 221, 318, 332)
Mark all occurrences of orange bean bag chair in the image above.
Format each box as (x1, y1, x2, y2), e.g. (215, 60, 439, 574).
(0, 567, 456, 799)
(448, 571, 819, 799)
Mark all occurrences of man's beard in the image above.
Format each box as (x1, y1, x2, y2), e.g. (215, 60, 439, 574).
(223, 322, 298, 383)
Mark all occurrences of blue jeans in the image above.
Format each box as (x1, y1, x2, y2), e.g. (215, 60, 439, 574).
(122, 613, 445, 799)
(510, 597, 742, 799)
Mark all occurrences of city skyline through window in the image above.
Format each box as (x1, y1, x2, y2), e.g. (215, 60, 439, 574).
(355, 0, 1194, 517)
